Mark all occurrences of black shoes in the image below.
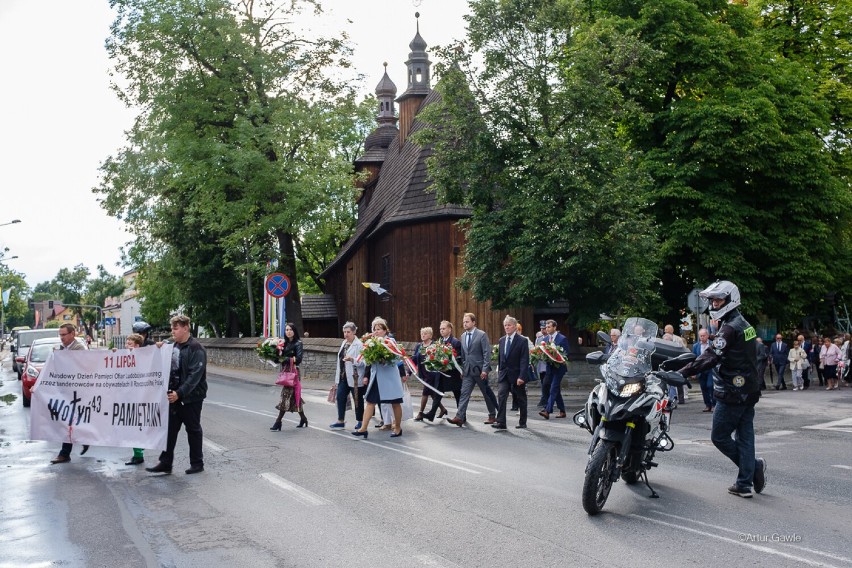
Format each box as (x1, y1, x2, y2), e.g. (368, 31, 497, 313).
(297, 416, 308, 428)
(185, 465, 204, 475)
(753, 458, 767, 494)
(515, 424, 527, 429)
(491, 423, 507, 430)
(352, 430, 368, 439)
(125, 456, 145, 466)
(145, 462, 173, 474)
(270, 421, 282, 431)
(50, 455, 70, 464)
(728, 485, 753, 498)
(390, 430, 403, 438)
(80, 445, 90, 455)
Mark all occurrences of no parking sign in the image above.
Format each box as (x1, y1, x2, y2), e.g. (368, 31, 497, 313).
(266, 273, 291, 298)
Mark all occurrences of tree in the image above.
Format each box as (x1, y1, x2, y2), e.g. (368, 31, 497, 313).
(0, 268, 30, 332)
(97, 0, 365, 333)
(601, 0, 851, 325)
(418, 0, 663, 324)
(83, 266, 126, 332)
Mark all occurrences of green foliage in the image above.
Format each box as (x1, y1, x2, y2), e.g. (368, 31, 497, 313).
(0, 268, 31, 330)
(602, 0, 851, 325)
(97, 0, 367, 334)
(418, 0, 663, 325)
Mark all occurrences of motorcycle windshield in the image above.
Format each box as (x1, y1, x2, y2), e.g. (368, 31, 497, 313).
(611, 317, 658, 379)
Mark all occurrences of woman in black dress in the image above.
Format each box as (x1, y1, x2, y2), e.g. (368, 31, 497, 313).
(270, 323, 308, 430)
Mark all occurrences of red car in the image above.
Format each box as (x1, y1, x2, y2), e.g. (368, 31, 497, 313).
(21, 337, 87, 407)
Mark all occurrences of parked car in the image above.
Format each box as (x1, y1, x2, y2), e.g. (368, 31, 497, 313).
(21, 336, 87, 407)
(12, 329, 61, 379)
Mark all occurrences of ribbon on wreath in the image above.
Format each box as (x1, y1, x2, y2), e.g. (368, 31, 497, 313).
(538, 341, 567, 366)
(357, 337, 445, 396)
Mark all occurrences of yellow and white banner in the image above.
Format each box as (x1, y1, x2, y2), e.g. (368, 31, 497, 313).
(30, 345, 173, 451)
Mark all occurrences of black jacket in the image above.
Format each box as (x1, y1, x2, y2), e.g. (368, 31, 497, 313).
(280, 339, 303, 369)
(680, 309, 760, 404)
(172, 336, 208, 403)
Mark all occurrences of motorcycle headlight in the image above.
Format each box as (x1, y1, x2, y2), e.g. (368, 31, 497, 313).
(619, 382, 643, 397)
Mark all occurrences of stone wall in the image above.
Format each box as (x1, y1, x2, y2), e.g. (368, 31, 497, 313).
(197, 337, 603, 387)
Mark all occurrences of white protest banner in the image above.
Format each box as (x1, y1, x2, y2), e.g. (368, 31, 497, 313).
(30, 344, 173, 451)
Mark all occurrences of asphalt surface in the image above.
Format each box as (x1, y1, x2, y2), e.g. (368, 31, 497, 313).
(2, 348, 851, 567)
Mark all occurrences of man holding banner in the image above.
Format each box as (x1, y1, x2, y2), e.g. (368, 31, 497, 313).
(31, 325, 173, 465)
(146, 314, 209, 475)
(48, 324, 88, 464)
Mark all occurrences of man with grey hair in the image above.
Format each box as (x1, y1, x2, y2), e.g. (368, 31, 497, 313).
(606, 329, 621, 354)
(494, 315, 530, 430)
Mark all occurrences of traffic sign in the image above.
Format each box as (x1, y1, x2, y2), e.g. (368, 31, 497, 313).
(266, 273, 291, 298)
(687, 288, 708, 313)
(103, 317, 117, 325)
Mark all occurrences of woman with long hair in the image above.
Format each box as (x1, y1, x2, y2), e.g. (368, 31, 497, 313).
(270, 323, 308, 430)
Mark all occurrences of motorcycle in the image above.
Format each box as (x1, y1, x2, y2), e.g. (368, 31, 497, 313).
(573, 317, 695, 515)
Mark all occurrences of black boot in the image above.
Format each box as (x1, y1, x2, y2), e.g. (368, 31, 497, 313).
(297, 414, 308, 428)
(270, 421, 282, 431)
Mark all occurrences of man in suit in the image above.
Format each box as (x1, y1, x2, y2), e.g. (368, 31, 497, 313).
(769, 333, 789, 390)
(606, 328, 621, 354)
(494, 315, 530, 430)
(50, 324, 89, 464)
(691, 328, 715, 412)
(538, 319, 570, 419)
(797, 334, 811, 390)
(448, 313, 498, 426)
(755, 337, 769, 390)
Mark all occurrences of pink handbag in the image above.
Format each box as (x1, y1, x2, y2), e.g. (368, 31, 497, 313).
(276, 359, 299, 387)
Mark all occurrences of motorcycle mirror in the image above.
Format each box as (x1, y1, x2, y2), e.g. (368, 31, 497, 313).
(596, 330, 611, 345)
(586, 351, 607, 366)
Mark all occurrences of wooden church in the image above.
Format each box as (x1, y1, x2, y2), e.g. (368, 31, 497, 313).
(321, 17, 539, 342)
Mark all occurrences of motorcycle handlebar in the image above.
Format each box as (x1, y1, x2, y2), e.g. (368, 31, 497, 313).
(655, 370, 691, 389)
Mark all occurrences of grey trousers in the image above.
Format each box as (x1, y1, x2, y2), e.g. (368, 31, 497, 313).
(455, 373, 498, 420)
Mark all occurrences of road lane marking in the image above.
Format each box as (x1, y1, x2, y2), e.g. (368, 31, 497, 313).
(763, 430, 796, 437)
(414, 553, 462, 568)
(831, 465, 852, 470)
(203, 440, 226, 453)
(451, 459, 502, 473)
(259, 473, 332, 506)
(647, 510, 852, 565)
(803, 417, 852, 433)
(208, 400, 482, 475)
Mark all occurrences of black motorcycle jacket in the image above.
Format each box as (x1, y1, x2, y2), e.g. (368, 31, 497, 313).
(679, 309, 760, 404)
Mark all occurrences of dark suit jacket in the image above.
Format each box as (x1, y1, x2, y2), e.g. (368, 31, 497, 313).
(542, 332, 569, 381)
(498, 334, 530, 384)
(770, 341, 790, 365)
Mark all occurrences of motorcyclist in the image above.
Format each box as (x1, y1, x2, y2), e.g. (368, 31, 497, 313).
(132, 321, 156, 347)
(677, 280, 766, 498)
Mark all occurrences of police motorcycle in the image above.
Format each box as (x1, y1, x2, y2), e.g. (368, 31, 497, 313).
(573, 317, 695, 515)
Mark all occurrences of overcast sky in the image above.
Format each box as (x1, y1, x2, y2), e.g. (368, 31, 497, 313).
(0, 0, 469, 289)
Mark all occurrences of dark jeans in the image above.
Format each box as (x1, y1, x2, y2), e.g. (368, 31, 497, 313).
(336, 378, 365, 422)
(59, 443, 74, 458)
(537, 372, 551, 407)
(700, 376, 715, 409)
(496, 380, 527, 426)
(711, 400, 757, 490)
(159, 400, 204, 468)
(802, 367, 810, 388)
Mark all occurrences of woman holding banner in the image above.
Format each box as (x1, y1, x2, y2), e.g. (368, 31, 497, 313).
(270, 323, 307, 430)
(352, 318, 405, 439)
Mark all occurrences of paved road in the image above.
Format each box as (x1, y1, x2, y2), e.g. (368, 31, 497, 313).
(1, 351, 851, 567)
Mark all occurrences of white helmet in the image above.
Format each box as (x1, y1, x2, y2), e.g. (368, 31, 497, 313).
(699, 280, 741, 320)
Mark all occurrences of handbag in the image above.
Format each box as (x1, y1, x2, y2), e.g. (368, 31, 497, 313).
(276, 358, 299, 387)
(327, 384, 337, 403)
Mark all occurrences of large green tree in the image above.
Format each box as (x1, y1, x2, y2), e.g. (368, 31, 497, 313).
(97, 0, 365, 334)
(601, 0, 851, 325)
(418, 0, 663, 324)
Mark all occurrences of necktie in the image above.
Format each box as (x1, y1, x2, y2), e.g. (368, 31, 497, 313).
(505, 335, 512, 357)
(466, 332, 471, 351)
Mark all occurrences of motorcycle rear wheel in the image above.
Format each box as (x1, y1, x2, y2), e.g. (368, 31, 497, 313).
(582, 440, 617, 515)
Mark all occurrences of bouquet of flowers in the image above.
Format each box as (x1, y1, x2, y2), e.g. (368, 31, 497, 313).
(423, 342, 457, 373)
(532, 341, 568, 367)
(491, 343, 499, 361)
(256, 337, 288, 366)
(360, 334, 399, 366)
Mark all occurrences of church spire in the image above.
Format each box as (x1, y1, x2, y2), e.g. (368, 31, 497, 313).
(401, 12, 430, 97)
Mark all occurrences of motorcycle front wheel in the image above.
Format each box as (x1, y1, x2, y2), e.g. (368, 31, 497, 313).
(582, 440, 618, 515)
